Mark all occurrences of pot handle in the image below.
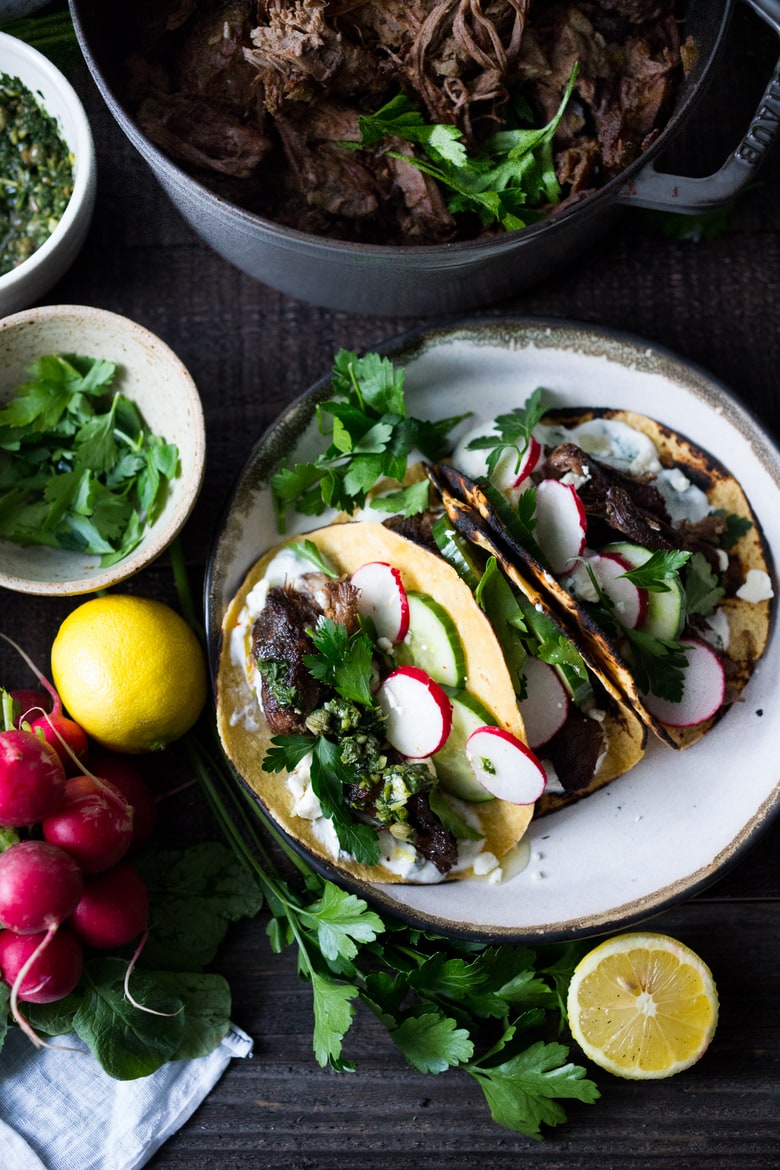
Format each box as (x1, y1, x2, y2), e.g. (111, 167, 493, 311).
(615, 0, 780, 213)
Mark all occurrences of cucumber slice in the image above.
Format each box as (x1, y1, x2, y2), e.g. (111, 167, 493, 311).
(433, 689, 495, 802)
(603, 541, 685, 640)
(395, 591, 467, 687)
(431, 515, 484, 592)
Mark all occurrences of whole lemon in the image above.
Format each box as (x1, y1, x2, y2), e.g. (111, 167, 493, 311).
(51, 595, 208, 754)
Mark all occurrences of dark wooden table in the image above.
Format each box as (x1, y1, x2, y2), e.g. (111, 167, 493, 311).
(2, 6, 779, 1167)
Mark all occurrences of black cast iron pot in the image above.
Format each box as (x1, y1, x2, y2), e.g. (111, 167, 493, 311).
(69, 0, 780, 316)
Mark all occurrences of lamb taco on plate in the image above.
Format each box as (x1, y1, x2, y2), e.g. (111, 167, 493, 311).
(437, 403, 775, 750)
(217, 521, 541, 885)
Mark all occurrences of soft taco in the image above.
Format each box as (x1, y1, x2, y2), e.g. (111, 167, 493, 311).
(217, 521, 538, 885)
(435, 404, 775, 750)
(425, 490, 648, 815)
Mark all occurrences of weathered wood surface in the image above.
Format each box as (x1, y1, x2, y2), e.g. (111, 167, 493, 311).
(1, 5, 778, 1166)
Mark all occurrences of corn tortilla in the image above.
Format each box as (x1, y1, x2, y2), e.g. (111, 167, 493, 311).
(216, 522, 533, 882)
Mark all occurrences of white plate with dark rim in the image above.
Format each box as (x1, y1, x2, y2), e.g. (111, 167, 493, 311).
(205, 317, 780, 943)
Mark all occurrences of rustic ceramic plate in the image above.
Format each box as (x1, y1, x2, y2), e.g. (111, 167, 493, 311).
(205, 317, 780, 942)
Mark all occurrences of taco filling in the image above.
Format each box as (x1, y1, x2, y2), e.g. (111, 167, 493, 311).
(217, 522, 538, 884)
(439, 400, 775, 749)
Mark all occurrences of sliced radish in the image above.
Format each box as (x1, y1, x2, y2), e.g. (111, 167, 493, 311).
(641, 638, 726, 728)
(534, 478, 587, 575)
(588, 552, 648, 630)
(377, 665, 453, 758)
(517, 656, 570, 750)
(492, 435, 543, 491)
(465, 726, 546, 804)
(351, 561, 410, 644)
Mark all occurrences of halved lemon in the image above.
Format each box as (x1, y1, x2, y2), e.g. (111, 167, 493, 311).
(566, 932, 719, 1080)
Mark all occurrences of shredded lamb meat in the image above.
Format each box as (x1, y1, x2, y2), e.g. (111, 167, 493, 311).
(125, 0, 688, 245)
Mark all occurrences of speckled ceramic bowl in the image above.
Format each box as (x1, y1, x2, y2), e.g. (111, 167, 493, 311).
(206, 317, 780, 942)
(0, 32, 96, 317)
(0, 304, 206, 596)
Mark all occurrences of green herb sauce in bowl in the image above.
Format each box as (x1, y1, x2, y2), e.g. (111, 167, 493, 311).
(0, 70, 75, 274)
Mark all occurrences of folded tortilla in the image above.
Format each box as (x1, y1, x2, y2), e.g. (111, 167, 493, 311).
(433, 408, 775, 751)
(216, 522, 534, 883)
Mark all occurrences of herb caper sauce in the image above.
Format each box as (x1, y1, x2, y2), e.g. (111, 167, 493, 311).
(0, 72, 74, 275)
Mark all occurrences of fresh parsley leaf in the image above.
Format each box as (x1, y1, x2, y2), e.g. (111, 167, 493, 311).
(304, 617, 376, 706)
(310, 737, 381, 866)
(684, 551, 725, 617)
(311, 969, 358, 1069)
(298, 883, 384, 963)
(271, 349, 469, 531)
(623, 549, 690, 592)
(287, 539, 339, 577)
(713, 508, 753, 549)
(466, 389, 546, 479)
(468, 1039, 600, 1140)
(352, 67, 578, 232)
(623, 626, 690, 702)
(390, 1005, 474, 1074)
(369, 478, 432, 517)
(263, 734, 315, 774)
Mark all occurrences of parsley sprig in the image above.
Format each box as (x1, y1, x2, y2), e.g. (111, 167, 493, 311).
(585, 552, 693, 702)
(187, 723, 601, 1137)
(465, 388, 547, 478)
(0, 354, 179, 565)
(271, 350, 469, 532)
(351, 67, 579, 232)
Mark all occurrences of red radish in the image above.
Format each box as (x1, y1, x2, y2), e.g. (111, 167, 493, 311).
(465, 726, 546, 804)
(517, 657, 570, 750)
(10, 688, 51, 727)
(0, 633, 88, 773)
(641, 638, 726, 728)
(69, 862, 150, 950)
(0, 840, 83, 934)
(534, 479, 587, 575)
(377, 665, 453, 758)
(0, 925, 83, 1004)
(587, 552, 648, 629)
(42, 774, 134, 874)
(351, 561, 410, 644)
(85, 751, 158, 849)
(0, 729, 66, 825)
(492, 435, 543, 491)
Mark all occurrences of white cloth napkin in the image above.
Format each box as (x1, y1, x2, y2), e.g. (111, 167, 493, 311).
(0, 1023, 253, 1169)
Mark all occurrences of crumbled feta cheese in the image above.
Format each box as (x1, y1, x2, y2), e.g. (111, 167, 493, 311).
(472, 851, 499, 876)
(701, 608, 730, 652)
(736, 568, 774, 603)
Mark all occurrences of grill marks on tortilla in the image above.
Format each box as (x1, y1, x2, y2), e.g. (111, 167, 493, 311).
(422, 478, 647, 813)
(428, 461, 678, 749)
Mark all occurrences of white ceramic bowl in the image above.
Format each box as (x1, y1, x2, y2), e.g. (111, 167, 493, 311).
(0, 305, 206, 595)
(0, 31, 96, 316)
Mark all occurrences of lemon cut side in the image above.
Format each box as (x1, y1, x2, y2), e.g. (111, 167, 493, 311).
(566, 932, 719, 1080)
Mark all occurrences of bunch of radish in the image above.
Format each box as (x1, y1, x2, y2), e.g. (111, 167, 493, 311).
(0, 635, 157, 1047)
